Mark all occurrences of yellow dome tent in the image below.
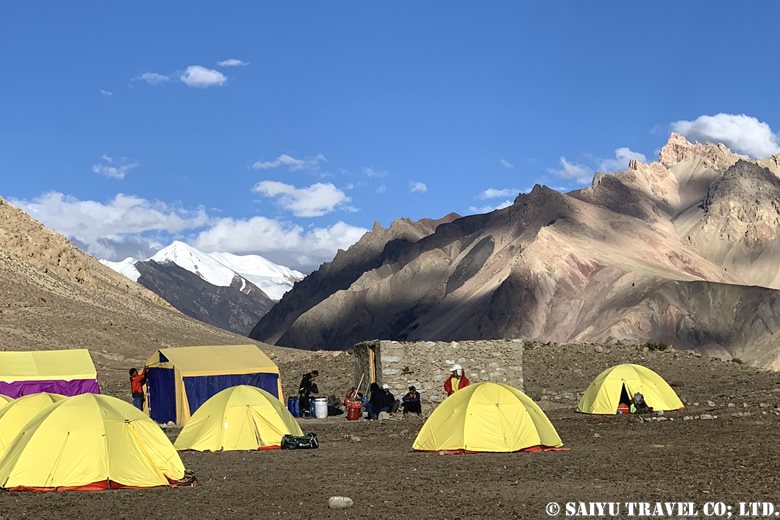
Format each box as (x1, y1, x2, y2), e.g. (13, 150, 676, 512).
(0, 394, 188, 491)
(412, 382, 563, 453)
(0, 392, 64, 459)
(0, 395, 13, 406)
(174, 385, 303, 451)
(576, 363, 684, 414)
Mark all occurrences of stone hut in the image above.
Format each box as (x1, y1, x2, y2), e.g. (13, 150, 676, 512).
(352, 339, 524, 413)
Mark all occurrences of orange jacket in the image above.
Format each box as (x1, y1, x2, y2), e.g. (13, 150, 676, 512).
(130, 370, 146, 396)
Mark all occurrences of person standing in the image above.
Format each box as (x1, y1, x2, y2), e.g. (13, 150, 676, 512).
(298, 370, 319, 417)
(128, 367, 147, 410)
(443, 364, 470, 396)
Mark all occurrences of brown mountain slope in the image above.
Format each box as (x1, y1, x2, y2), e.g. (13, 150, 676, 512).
(249, 212, 459, 344)
(250, 135, 780, 369)
(0, 197, 281, 389)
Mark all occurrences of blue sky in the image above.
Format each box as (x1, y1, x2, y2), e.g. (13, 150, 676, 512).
(2, 2, 779, 270)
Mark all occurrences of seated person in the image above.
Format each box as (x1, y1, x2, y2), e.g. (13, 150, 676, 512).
(631, 392, 653, 414)
(326, 395, 344, 416)
(401, 386, 422, 415)
(365, 383, 396, 419)
(342, 386, 359, 406)
(382, 384, 400, 414)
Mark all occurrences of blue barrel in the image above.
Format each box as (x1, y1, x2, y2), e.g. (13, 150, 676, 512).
(288, 397, 300, 417)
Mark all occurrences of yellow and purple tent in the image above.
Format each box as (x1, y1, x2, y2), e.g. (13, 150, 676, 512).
(0, 349, 99, 399)
(144, 345, 283, 426)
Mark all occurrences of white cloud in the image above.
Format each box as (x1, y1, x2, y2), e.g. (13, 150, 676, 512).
(469, 200, 513, 214)
(10, 191, 366, 271)
(217, 58, 249, 67)
(180, 66, 227, 88)
(253, 181, 350, 217)
(479, 188, 519, 200)
(376, 184, 387, 194)
(134, 72, 170, 85)
(597, 147, 647, 172)
(92, 155, 138, 180)
(99, 89, 113, 97)
(671, 113, 780, 158)
(193, 218, 368, 271)
(252, 153, 326, 171)
(10, 192, 210, 260)
(549, 157, 593, 185)
(363, 167, 388, 178)
(500, 158, 514, 169)
(409, 181, 427, 193)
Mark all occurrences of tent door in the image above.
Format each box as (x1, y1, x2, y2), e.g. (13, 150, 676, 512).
(147, 367, 176, 424)
(619, 384, 631, 406)
(182, 373, 280, 416)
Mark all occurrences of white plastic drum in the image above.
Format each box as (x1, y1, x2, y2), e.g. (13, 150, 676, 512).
(313, 397, 328, 419)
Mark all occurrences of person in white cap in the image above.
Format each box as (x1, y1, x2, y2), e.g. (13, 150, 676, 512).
(381, 384, 398, 413)
(444, 363, 470, 396)
(365, 382, 397, 419)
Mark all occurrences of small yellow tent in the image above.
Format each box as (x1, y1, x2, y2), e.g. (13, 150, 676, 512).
(576, 363, 684, 414)
(0, 392, 64, 459)
(174, 385, 303, 451)
(412, 382, 563, 453)
(144, 345, 283, 426)
(0, 394, 186, 491)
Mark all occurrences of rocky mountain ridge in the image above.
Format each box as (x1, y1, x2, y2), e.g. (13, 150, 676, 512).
(250, 134, 780, 370)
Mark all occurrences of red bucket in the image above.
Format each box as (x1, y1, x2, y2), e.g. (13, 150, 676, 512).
(346, 400, 362, 421)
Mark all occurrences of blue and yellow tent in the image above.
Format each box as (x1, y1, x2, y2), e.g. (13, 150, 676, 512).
(144, 345, 283, 425)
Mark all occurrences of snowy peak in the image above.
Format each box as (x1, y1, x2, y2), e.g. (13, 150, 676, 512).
(151, 241, 237, 287)
(99, 257, 141, 282)
(104, 241, 304, 300)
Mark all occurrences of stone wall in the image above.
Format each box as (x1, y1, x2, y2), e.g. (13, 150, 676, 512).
(352, 339, 524, 413)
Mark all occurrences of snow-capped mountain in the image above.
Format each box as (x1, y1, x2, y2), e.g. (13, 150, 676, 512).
(100, 257, 141, 282)
(99, 242, 305, 336)
(101, 241, 304, 300)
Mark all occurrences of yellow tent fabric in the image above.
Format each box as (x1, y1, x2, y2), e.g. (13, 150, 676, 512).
(152, 345, 280, 376)
(0, 394, 185, 491)
(0, 393, 64, 459)
(0, 395, 12, 405)
(174, 385, 303, 451)
(0, 349, 97, 382)
(576, 363, 684, 414)
(144, 344, 283, 425)
(412, 382, 563, 453)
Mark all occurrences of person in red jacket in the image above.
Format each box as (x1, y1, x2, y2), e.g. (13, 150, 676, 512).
(443, 364, 470, 396)
(129, 367, 147, 410)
